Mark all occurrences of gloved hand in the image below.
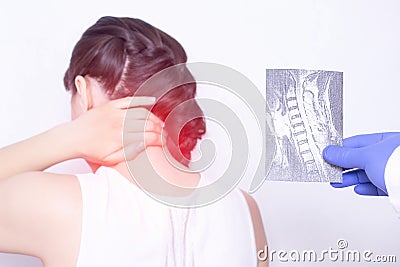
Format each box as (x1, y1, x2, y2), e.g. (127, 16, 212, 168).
(323, 132, 400, 196)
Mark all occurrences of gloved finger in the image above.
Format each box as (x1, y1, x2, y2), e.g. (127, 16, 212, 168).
(330, 169, 370, 188)
(323, 145, 365, 169)
(343, 132, 400, 148)
(354, 183, 388, 196)
(376, 188, 388, 196)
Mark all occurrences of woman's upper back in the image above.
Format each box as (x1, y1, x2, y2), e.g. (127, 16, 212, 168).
(75, 166, 258, 267)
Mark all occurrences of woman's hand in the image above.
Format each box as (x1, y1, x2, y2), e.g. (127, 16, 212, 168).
(0, 96, 163, 180)
(70, 96, 164, 166)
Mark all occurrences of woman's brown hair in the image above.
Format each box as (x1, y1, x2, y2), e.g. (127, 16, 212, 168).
(64, 16, 205, 166)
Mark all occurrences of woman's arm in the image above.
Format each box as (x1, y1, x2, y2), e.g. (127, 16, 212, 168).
(0, 96, 162, 181)
(0, 122, 78, 180)
(0, 171, 81, 264)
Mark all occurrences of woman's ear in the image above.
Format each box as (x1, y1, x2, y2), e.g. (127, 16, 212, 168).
(74, 75, 93, 111)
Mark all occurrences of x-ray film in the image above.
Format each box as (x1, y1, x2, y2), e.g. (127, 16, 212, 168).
(265, 69, 343, 182)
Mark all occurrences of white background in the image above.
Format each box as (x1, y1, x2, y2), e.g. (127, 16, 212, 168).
(1, 0, 399, 266)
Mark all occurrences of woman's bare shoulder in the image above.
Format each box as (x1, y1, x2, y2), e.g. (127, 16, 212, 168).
(0, 172, 82, 266)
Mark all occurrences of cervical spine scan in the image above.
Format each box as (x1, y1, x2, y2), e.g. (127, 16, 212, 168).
(266, 69, 343, 182)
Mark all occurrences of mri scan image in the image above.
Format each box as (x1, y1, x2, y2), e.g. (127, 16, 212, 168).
(266, 69, 343, 182)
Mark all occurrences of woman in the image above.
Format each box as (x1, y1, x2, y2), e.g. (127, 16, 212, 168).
(0, 16, 267, 266)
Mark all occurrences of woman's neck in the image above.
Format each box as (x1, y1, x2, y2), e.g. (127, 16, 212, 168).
(106, 146, 201, 195)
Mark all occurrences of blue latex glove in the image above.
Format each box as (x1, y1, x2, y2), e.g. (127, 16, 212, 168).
(323, 132, 400, 196)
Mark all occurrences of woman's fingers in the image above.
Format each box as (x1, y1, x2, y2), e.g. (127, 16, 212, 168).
(124, 107, 159, 120)
(112, 96, 156, 109)
(110, 97, 163, 128)
(123, 132, 163, 147)
(123, 132, 164, 161)
(123, 142, 146, 162)
(104, 132, 164, 163)
(103, 132, 164, 164)
(103, 142, 145, 164)
(75, 96, 164, 165)
(124, 109, 164, 133)
(124, 120, 162, 133)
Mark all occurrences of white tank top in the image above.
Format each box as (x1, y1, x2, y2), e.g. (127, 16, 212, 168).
(75, 166, 257, 267)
